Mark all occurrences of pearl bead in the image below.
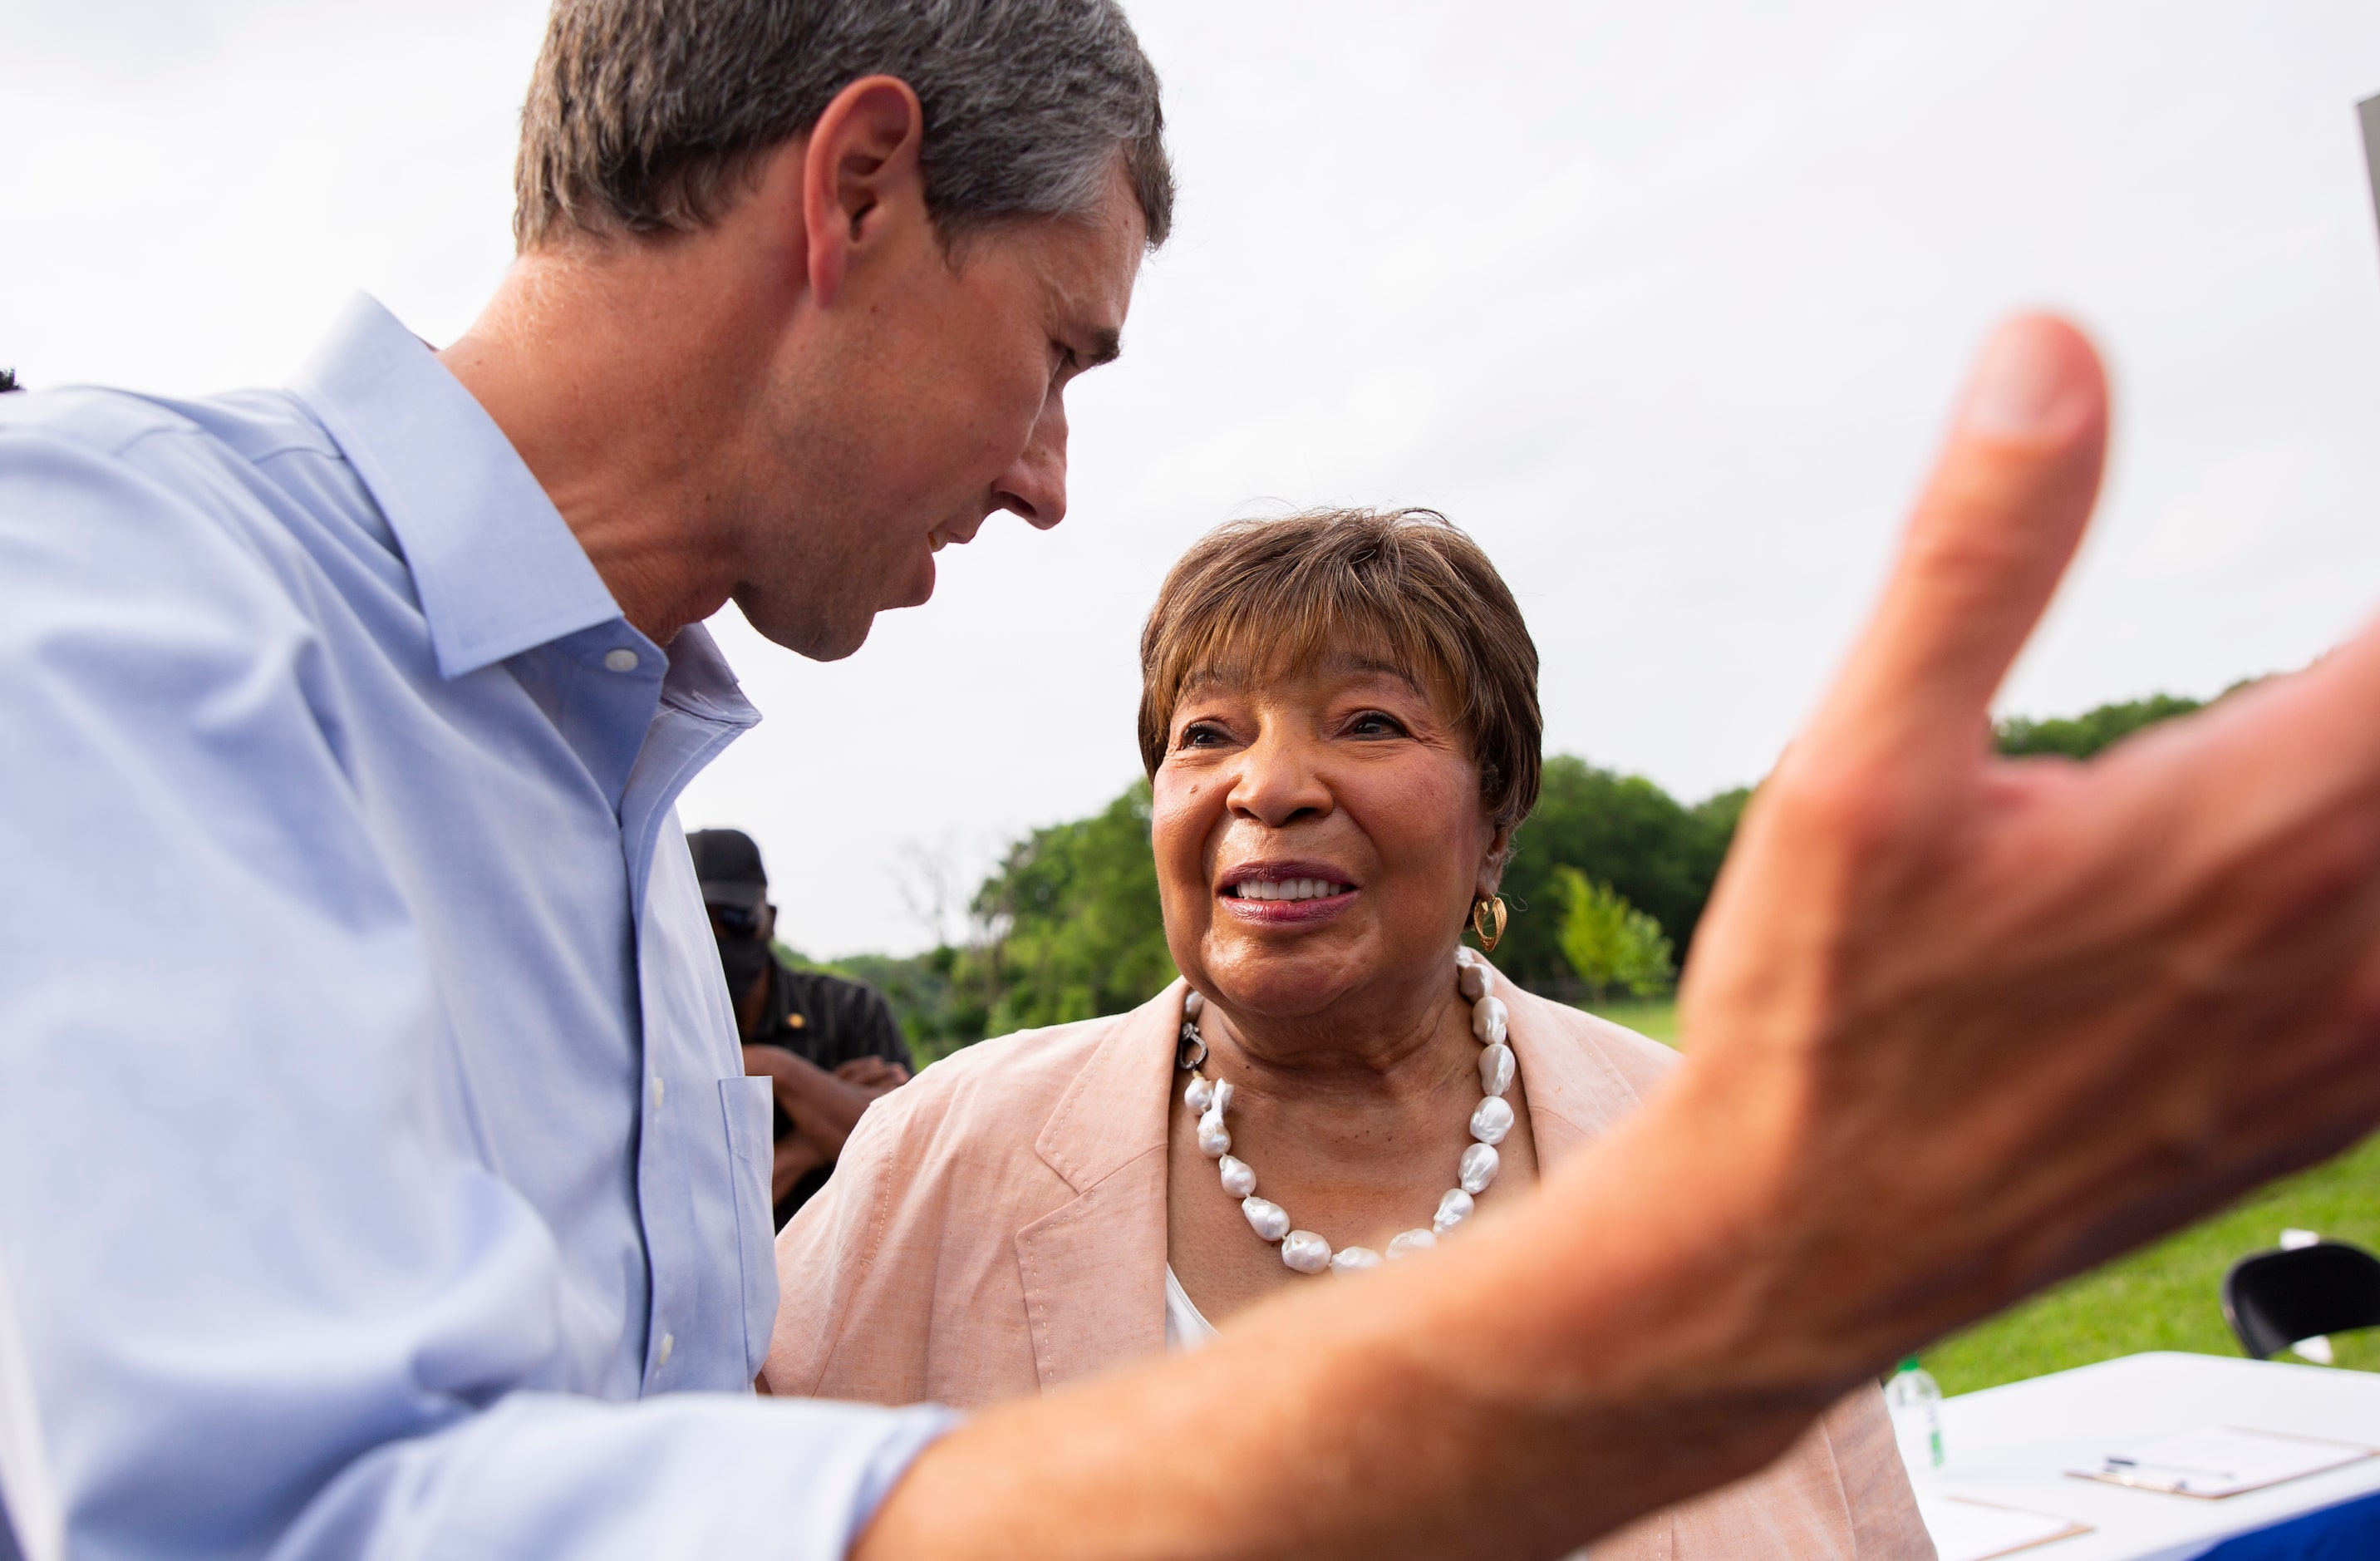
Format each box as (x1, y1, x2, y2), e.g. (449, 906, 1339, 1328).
(1459, 1141, 1500, 1195)
(1478, 1042, 1515, 1098)
(1183, 989, 1204, 1019)
(1433, 1187, 1474, 1234)
(1471, 995, 1509, 1046)
(1242, 1196, 1291, 1242)
(1209, 1078, 1235, 1116)
(1454, 947, 1478, 969)
(1469, 1095, 1514, 1145)
(1385, 1229, 1438, 1260)
(1184, 1076, 1214, 1114)
(1217, 1154, 1256, 1198)
(1280, 1230, 1332, 1273)
(1197, 1107, 1232, 1158)
(1330, 1245, 1382, 1273)
(1458, 961, 1493, 1002)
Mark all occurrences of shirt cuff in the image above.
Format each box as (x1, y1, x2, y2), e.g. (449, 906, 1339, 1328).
(843, 1403, 964, 1544)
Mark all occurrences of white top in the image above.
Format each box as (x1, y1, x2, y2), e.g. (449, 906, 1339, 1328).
(1163, 1265, 1220, 1352)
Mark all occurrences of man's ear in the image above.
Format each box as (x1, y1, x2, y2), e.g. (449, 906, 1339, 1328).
(801, 75, 929, 307)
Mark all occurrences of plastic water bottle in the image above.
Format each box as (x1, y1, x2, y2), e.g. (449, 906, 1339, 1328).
(1885, 1358, 1945, 1472)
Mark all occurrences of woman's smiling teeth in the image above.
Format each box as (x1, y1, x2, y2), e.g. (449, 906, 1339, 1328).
(1228, 878, 1349, 902)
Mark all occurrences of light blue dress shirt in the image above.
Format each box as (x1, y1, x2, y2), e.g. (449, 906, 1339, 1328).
(0, 296, 952, 1559)
(0, 1243, 61, 1561)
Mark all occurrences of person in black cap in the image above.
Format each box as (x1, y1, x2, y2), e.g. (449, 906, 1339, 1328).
(690, 828, 912, 1227)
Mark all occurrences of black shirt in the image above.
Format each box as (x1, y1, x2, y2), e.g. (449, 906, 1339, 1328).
(747, 953, 912, 1226)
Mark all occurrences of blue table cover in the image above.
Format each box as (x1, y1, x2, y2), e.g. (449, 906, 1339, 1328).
(2202, 1487, 2380, 1559)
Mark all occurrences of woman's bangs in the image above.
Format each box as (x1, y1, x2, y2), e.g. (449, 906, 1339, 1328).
(1162, 579, 1458, 716)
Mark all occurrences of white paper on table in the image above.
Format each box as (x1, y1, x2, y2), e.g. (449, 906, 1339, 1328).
(1915, 1494, 2092, 1560)
(2064, 1426, 2377, 1498)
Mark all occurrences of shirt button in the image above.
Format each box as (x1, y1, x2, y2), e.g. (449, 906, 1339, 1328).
(652, 1075, 665, 1109)
(602, 648, 640, 672)
(657, 1332, 675, 1366)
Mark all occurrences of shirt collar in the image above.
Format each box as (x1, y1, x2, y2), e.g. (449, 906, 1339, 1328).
(288, 293, 623, 680)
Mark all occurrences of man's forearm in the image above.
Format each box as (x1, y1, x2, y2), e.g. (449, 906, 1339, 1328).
(741, 1046, 876, 1157)
(771, 1132, 827, 1204)
(858, 982, 2367, 1561)
(859, 1078, 1837, 1561)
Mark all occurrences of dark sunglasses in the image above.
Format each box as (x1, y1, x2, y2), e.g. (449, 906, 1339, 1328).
(708, 903, 764, 938)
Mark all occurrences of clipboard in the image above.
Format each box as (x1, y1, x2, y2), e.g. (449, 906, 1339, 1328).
(1915, 1494, 2092, 1560)
(2065, 1426, 2377, 1499)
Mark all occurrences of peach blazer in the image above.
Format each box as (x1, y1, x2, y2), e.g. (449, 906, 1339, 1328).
(769, 979, 1934, 1559)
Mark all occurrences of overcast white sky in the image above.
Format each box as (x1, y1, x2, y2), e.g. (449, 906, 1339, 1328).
(7, 2, 2380, 957)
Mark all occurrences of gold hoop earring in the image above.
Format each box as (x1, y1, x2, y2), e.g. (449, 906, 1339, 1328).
(1471, 894, 1507, 954)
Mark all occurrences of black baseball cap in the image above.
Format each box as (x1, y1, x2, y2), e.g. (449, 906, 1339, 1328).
(687, 828, 769, 916)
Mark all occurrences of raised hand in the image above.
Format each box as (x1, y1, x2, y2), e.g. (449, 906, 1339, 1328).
(1676, 315, 2380, 1375)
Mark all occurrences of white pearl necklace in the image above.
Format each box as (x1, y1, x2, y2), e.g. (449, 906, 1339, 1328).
(1178, 947, 1515, 1275)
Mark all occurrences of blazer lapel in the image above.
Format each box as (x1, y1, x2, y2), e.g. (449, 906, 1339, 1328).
(1504, 978, 1657, 1173)
(1013, 982, 1186, 1391)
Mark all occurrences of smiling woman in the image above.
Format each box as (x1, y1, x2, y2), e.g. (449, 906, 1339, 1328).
(766, 510, 1930, 1555)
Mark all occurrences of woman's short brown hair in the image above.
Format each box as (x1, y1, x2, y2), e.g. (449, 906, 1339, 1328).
(1138, 509, 1543, 837)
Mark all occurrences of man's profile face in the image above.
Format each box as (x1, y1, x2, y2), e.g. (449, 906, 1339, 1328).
(732, 163, 1147, 661)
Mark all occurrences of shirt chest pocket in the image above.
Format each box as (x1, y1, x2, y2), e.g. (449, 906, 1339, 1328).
(716, 1076, 779, 1380)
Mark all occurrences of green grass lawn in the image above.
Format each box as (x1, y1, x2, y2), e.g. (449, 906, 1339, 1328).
(1927, 1132, 2380, 1394)
(1575, 997, 2380, 1396)
(1579, 997, 1679, 1045)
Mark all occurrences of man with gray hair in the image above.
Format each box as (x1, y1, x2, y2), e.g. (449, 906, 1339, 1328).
(9, 2, 2380, 1559)
(0, 2, 1160, 1554)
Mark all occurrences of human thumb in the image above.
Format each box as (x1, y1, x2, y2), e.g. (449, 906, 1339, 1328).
(1812, 316, 2109, 771)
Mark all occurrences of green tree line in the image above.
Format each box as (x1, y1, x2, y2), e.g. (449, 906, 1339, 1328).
(796, 691, 2221, 1061)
